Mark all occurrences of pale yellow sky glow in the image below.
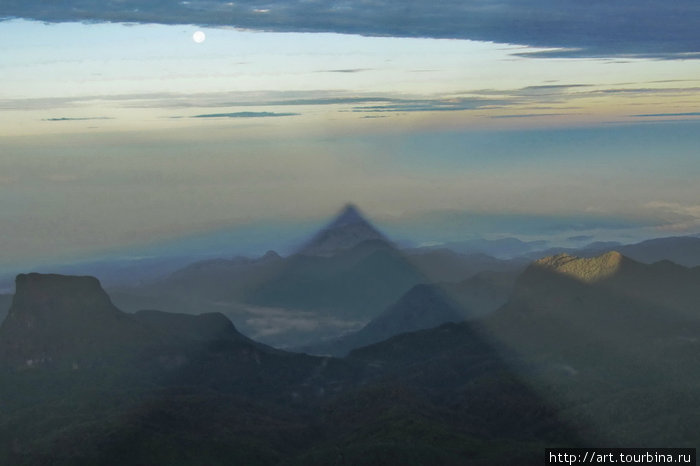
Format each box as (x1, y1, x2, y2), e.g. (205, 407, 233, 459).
(2, 20, 699, 137)
(1, 19, 700, 269)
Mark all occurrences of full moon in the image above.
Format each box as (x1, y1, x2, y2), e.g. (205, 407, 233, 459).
(192, 31, 206, 43)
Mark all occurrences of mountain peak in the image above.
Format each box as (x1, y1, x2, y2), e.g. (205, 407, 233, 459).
(299, 204, 389, 257)
(12, 273, 116, 313)
(533, 251, 626, 283)
(0, 273, 152, 367)
(328, 203, 365, 228)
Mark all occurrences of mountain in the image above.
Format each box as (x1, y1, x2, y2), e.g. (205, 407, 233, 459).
(298, 203, 389, 257)
(343, 250, 700, 447)
(417, 237, 549, 258)
(341, 283, 466, 341)
(524, 235, 700, 267)
(111, 206, 434, 346)
(0, 273, 579, 465)
(404, 248, 527, 282)
(0, 294, 10, 324)
(5, 245, 700, 464)
(245, 239, 426, 322)
(301, 269, 518, 356)
(112, 205, 530, 348)
(617, 235, 700, 267)
(0, 273, 155, 367)
(0, 273, 279, 371)
(517, 251, 700, 318)
(132, 309, 253, 343)
(150, 250, 285, 302)
(301, 284, 466, 356)
(473, 251, 700, 445)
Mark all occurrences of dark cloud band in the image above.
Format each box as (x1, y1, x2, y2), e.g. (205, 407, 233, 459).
(1, 0, 699, 58)
(192, 112, 299, 118)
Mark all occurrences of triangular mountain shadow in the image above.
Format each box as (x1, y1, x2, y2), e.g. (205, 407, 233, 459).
(110, 203, 523, 348)
(245, 203, 511, 328)
(0, 272, 584, 465)
(297, 203, 390, 257)
(242, 204, 433, 327)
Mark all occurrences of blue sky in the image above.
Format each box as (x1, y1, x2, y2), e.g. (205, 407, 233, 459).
(1, 9, 699, 270)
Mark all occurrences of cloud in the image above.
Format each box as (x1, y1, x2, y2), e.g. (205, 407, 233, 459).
(0, 92, 177, 110)
(631, 112, 700, 118)
(350, 97, 506, 113)
(43, 117, 114, 121)
(643, 201, 700, 231)
(514, 84, 592, 96)
(1, 1, 698, 58)
(591, 87, 700, 96)
(192, 112, 299, 118)
(115, 92, 400, 110)
(4, 86, 696, 126)
(319, 68, 372, 73)
(384, 210, 651, 242)
(491, 113, 567, 119)
(515, 50, 700, 60)
(3, 90, 510, 118)
(231, 304, 363, 339)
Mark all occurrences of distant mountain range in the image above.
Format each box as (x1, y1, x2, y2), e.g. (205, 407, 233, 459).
(3, 246, 700, 464)
(347, 250, 700, 446)
(412, 237, 549, 258)
(105, 205, 700, 349)
(0, 272, 578, 465)
(4, 204, 700, 464)
(109, 206, 531, 347)
(0, 273, 263, 369)
(301, 240, 700, 357)
(526, 235, 700, 267)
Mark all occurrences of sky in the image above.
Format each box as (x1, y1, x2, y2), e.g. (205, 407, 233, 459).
(1, 3, 700, 272)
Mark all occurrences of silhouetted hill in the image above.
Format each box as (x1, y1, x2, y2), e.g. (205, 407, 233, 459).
(525, 235, 700, 267)
(109, 205, 425, 345)
(617, 235, 700, 267)
(110, 207, 514, 348)
(411, 237, 549, 259)
(345, 323, 580, 454)
(247, 239, 426, 321)
(0, 273, 155, 368)
(405, 248, 526, 282)
(301, 269, 518, 356)
(133, 309, 253, 343)
(5, 243, 700, 464)
(0, 272, 581, 465)
(346, 247, 700, 446)
(111, 207, 526, 347)
(301, 284, 466, 356)
(0, 274, 281, 371)
(156, 250, 285, 302)
(519, 251, 700, 319)
(0, 294, 10, 324)
(474, 251, 700, 445)
(113, 238, 430, 347)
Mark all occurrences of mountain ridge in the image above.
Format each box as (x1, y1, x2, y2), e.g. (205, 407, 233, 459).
(533, 250, 626, 283)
